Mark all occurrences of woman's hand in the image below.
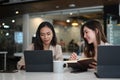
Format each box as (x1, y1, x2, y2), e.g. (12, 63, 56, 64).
(69, 52, 78, 60)
(89, 61, 97, 69)
(17, 65, 25, 70)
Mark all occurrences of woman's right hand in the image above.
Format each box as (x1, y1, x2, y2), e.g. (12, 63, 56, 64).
(69, 52, 78, 60)
(89, 61, 97, 69)
(17, 64, 25, 70)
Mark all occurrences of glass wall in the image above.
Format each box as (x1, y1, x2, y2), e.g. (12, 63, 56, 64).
(0, 15, 23, 56)
(107, 24, 120, 45)
(106, 15, 120, 45)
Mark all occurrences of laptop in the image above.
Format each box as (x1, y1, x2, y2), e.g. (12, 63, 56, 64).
(95, 45, 120, 78)
(24, 50, 53, 72)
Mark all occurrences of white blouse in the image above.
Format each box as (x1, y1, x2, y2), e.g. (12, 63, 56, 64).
(80, 42, 111, 58)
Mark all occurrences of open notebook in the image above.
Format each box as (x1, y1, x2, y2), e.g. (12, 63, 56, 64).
(64, 58, 96, 72)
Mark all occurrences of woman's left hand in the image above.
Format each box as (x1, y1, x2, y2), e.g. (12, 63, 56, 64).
(89, 61, 97, 69)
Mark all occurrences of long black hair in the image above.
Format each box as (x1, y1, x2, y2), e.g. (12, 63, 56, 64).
(80, 19, 107, 57)
(34, 21, 57, 50)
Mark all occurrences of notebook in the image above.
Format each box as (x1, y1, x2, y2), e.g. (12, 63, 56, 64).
(65, 58, 96, 72)
(95, 45, 120, 78)
(24, 50, 53, 72)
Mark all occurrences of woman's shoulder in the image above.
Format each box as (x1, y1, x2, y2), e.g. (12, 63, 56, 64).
(26, 43, 34, 50)
(50, 44, 61, 50)
(56, 44, 61, 47)
(104, 42, 111, 45)
(100, 41, 111, 45)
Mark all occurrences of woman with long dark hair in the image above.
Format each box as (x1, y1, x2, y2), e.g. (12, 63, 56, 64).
(17, 21, 63, 69)
(70, 19, 109, 69)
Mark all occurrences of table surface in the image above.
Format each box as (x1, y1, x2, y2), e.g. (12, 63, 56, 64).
(0, 68, 119, 80)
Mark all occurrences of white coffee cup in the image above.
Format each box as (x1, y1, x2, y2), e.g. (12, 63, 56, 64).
(53, 60, 64, 73)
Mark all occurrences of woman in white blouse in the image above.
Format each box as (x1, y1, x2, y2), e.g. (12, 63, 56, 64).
(17, 21, 63, 69)
(70, 19, 109, 69)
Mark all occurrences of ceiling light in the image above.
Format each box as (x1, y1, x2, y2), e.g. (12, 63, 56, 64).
(69, 4, 76, 8)
(72, 20, 79, 26)
(81, 22, 84, 25)
(72, 22, 79, 26)
(66, 19, 70, 23)
(56, 6, 59, 8)
(2, 23, 5, 26)
(4, 25, 10, 28)
(6, 33, 9, 36)
(69, 12, 73, 15)
(15, 11, 19, 14)
(12, 19, 15, 23)
(33, 34, 36, 37)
